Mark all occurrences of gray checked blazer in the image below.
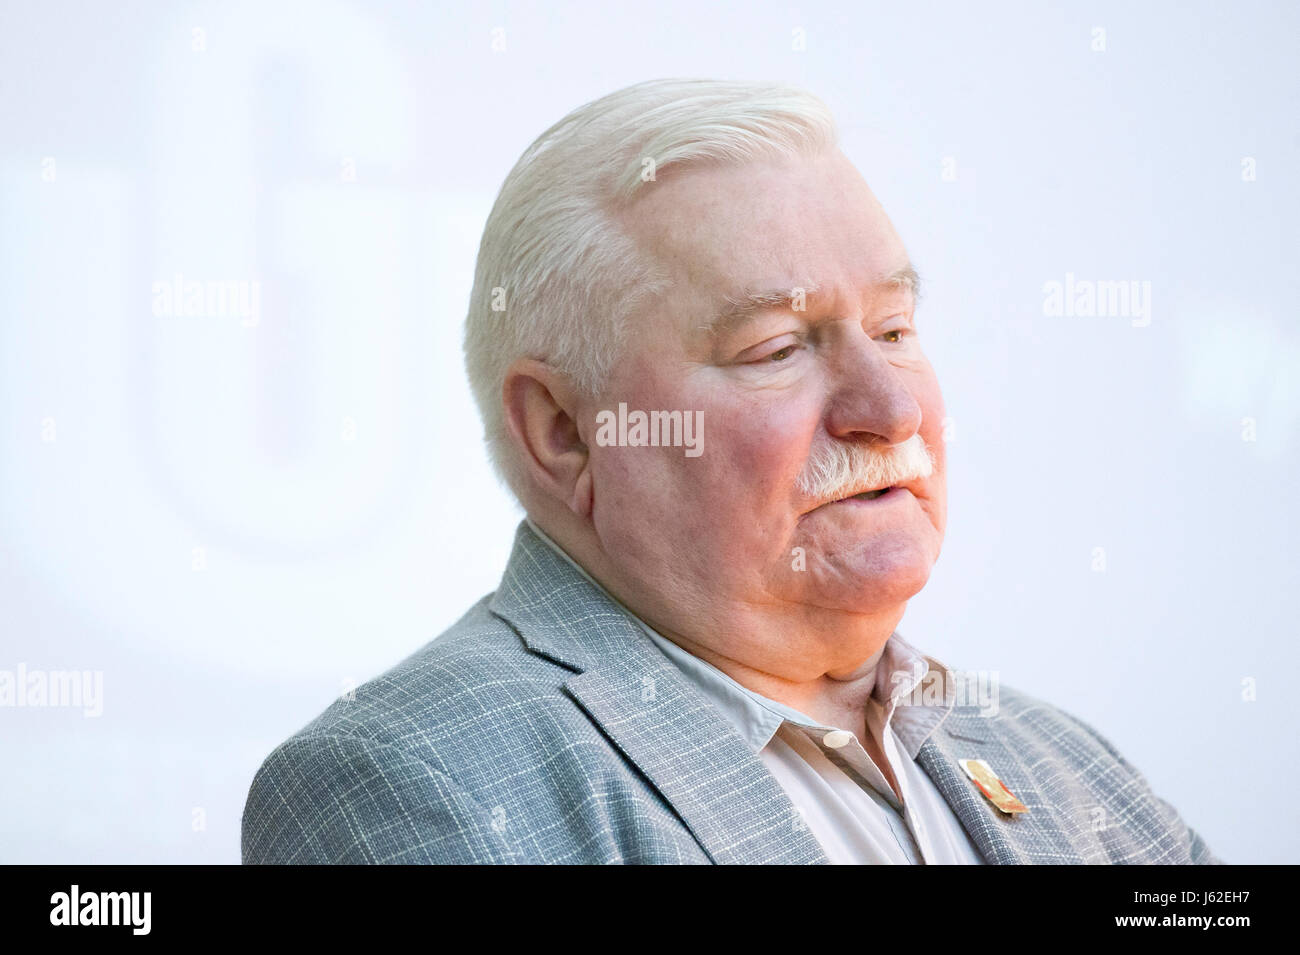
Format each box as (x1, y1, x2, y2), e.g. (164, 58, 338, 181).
(241, 520, 1222, 864)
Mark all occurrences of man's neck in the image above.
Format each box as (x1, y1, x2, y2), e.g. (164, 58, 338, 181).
(526, 513, 903, 727)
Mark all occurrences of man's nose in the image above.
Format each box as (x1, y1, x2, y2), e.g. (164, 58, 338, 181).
(823, 335, 923, 446)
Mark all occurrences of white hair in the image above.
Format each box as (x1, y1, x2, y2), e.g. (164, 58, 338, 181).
(462, 78, 840, 500)
(796, 433, 937, 503)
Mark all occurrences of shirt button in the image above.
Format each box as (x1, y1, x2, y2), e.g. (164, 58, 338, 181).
(822, 730, 854, 749)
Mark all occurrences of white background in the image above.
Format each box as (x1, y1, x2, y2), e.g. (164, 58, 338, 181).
(1, 0, 1295, 863)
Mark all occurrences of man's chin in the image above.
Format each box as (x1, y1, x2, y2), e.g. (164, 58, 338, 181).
(803, 557, 935, 613)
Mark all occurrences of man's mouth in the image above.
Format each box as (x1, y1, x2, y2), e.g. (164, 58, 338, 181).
(847, 487, 891, 501)
(802, 484, 911, 517)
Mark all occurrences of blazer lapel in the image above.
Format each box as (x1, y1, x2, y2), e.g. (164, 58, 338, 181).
(564, 657, 828, 864)
(918, 708, 1085, 864)
(488, 521, 828, 865)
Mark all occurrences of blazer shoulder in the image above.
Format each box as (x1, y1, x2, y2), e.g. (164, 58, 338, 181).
(242, 589, 589, 847)
(984, 683, 1176, 775)
(983, 683, 1111, 745)
(286, 592, 571, 748)
(241, 593, 572, 863)
(241, 730, 528, 863)
(971, 683, 1224, 864)
(975, 682, 1180, 791)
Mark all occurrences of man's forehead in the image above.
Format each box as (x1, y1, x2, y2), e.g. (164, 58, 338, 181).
(623, 148, 890, 255)
(640, 214, 913, 329)
(619, 151, 910, 327)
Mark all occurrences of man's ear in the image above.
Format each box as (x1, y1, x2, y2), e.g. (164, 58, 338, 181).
(501, 358, 593, 518)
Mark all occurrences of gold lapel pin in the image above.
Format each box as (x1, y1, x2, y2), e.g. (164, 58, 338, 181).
(959, 758, 1029, 814)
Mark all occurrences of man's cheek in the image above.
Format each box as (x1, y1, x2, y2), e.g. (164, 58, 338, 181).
(714, 408, 810, 470)
(700, 444, 792, 504)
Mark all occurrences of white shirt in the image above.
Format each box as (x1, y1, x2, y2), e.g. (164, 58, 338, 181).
(524, 518, 987, 865)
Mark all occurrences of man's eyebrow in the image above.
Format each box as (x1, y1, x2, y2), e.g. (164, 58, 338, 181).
(701, 283, 824, 336)
(700, 264, 921, 337)
(886, 264, 921, 299)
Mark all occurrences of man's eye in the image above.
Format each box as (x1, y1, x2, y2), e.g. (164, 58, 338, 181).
(767, 345, 798, 362)
(880, 329, 909, 344)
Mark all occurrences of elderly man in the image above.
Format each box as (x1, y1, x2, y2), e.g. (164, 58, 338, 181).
(242, 79, 1220, 864)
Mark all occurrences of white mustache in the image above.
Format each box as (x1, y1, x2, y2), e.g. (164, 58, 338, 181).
(795, 433, 936, 501)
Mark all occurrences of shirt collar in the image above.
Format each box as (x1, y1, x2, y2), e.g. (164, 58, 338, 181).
(524, 517, 955, 758)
